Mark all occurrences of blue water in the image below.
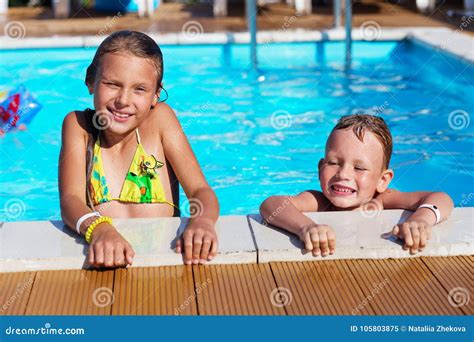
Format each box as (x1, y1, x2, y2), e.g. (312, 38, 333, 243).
(0, 40, 473, 221)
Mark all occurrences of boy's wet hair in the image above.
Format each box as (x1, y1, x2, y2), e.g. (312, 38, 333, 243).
(85, 30, 164, 91)
(332, 114, 393, 170)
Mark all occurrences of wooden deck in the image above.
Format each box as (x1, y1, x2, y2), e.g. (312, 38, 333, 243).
(1, 256, 472, 316)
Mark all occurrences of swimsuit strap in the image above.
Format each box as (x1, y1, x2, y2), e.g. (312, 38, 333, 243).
(135, 129, 141, 145)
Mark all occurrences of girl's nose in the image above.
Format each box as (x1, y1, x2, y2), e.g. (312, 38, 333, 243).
(115, 89, 131, 107)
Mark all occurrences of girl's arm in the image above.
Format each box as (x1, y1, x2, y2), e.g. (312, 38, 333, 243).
(380, 189, 454, 254)
(59, 111, 134, 267)
(260, 191, 335, 256)
(158, 104, 219, 265)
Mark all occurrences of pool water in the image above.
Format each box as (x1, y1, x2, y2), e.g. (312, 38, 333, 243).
(0, 40, 473, 221)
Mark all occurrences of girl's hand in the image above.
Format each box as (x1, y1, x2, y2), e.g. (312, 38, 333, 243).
(176, 219, 218, 265)
(298, 224, 336, 257)
(87, 223, 135, 268)
(391, 220, 432, 254)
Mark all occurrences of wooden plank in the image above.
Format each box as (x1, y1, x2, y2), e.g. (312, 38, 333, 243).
(25, 269, 114, 315)
(421, 256, 473, 315)
(346, 258, 465, 315)
(111, 266, 197, 315)
(270, 260, 374, 315)
(0, 272, 36, 315)
(194, 263, 285, 315)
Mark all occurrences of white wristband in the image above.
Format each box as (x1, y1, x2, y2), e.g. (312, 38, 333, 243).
(418, 204, 441, 225)
(75, 212, 101, 235)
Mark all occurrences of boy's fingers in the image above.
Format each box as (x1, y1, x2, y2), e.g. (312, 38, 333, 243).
(310, 231, 320, 256)
(328, 230, 336, 254)
(391, 225, 400, 236)
(419, 227, 427, 250)
(192, 234, 204, 264)
(303, 234, 313, 252)
(410, 226, 420, 254)
(318, 230, 329, 256)
(200, 236, 212, 263)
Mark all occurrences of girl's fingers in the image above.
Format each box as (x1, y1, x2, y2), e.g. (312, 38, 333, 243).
(310, 231, 320, 256)
(125, 245, 135, 265)
(175, 239, 182, 253)
(114, 247, 125, 267)
(391, 225, 400, 237)
(192, 234, 204, 264)
(184, 234, 193, 265)
(200, 236, 212, 263)
(93, 244, 104, 266)
(103, 246, 115, 267)
(88, 245, 95, 265)
(401, 224, 413, 247)
(208, 239, 218, 261)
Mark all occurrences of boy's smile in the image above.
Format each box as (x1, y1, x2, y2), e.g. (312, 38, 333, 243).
(319, 128, 393, 210)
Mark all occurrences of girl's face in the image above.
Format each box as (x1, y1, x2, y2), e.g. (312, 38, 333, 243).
(318, 128, 393, 210)
(89, 52, 159, 136)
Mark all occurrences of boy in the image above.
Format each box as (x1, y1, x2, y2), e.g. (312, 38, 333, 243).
(260, 114, 453, 256)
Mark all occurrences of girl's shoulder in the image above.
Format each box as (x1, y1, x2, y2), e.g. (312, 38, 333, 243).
(150, 102, 182, 132)
(61, 110, 91, 141)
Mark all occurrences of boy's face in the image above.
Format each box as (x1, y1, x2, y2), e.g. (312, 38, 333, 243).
(89, 52, 159, 136)
(319, 128, 393, 210)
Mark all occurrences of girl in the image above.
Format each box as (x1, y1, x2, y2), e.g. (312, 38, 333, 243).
(59, 30, 219, 268)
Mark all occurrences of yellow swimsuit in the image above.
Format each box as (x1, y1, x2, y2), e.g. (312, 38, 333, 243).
(89, 129, 175, 207)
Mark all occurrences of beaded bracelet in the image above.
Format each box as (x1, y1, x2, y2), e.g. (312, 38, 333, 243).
(85, 216, 113, 244)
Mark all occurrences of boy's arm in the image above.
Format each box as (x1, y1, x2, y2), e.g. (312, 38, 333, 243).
(158, 104, 219, 265)
(59, 111, 134, 267)
(260, 191, 335, 256)
(379, 189, 454, 225)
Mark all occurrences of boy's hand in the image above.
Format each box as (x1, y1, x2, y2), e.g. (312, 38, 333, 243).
(88, 223, 135, 268)
(176, 218, 218, 265)
(298, 224, 336, 257)
(391, 220, 432, 254)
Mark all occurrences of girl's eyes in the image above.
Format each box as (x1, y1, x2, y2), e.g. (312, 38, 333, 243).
(326, 161, 338, 166)
(104, 82, 119, 88)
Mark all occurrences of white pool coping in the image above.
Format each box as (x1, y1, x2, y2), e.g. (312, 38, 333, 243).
(0, 27, 473, 63)
(0, 207, 472, 273)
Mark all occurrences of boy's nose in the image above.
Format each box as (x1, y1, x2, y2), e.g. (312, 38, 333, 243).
(336, 165, 352, 179)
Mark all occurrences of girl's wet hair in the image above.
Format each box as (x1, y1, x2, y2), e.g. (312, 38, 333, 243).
(84, 30, 164, 209)
(85, 30, 164, 91)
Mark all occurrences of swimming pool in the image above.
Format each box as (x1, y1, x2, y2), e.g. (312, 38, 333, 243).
(0, 39, 473, 221)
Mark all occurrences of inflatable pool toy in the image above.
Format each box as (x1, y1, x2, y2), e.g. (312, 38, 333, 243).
(0, 85, 42, 134)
